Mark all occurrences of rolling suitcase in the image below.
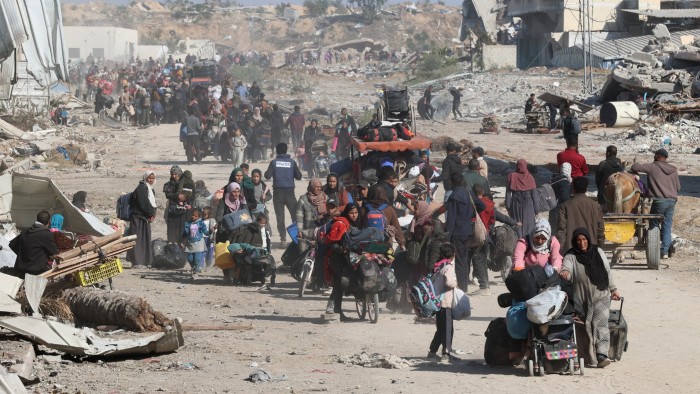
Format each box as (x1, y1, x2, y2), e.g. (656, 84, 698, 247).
(608, 297, 628, 361)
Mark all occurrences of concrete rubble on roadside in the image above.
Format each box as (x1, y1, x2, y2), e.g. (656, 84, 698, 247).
(335, 352, 423, 369)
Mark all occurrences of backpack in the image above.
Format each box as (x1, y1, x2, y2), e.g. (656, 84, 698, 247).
(491, 225, 518, 258)
(117, 193, 133, 220)
(192, 195, 210, 209)
(409, 272, 442, 318)
(535, 183, 558, 213)
(364, 203, 387, 234)
(484, 317, 518, 367)
(410, 261, 449, 318)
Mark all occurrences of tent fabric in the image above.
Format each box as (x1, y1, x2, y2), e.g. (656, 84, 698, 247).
(351, 135, 431, 153)
(0, 0, 29, 62)
(16, 0, 68, 87)
(2, 173, 114, 236)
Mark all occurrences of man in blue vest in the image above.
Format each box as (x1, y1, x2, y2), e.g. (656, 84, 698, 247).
(265, 143, 303, 246)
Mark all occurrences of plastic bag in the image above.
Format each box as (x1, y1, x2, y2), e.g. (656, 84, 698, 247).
(451, 288, 472, 320)
(525, 287, 568, 324)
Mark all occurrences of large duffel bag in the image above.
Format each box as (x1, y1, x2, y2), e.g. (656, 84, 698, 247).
(504, 265, 559, 302)
(484, 317, 519, 367)
(359, 259, 382, 293)
(151, 238, 188, 269)
(608, 298, 629, 361)
(345, 227, 385, 253)
(221, 209, 253, 232)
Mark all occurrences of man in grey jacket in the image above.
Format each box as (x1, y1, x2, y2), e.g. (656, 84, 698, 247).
(631, 148, 681, 258)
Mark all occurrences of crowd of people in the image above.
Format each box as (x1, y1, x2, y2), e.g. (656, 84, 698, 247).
(7, 75, 682, 373)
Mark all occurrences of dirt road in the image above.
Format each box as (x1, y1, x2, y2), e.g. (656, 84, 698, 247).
(19, 75, 700, 393)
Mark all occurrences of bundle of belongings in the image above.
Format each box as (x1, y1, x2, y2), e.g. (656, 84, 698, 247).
(480, 116, 499, 133)
(484, 265, 575, 367)
(325, 222, 397, 302)
(357, 121, 414, 142)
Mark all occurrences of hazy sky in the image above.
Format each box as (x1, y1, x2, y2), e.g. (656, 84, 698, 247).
(62, 0, 466, 8)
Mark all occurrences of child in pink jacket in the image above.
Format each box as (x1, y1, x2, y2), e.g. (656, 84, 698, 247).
(512, 218, 563, 272)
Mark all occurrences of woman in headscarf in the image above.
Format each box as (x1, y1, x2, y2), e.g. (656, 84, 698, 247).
(512, 218, 563, 272)
(549, 162, 572, 235)
(49, 214, 74, 253)
(324, 203, 361, 320)
(505, 159, 539, 237)
(72, 191, 89, 212)
(215, 182, 248, 243)
(227, 167, 257, 213)
(250, 169, 272, 215)
(128, 170, 157, 267)
(322, 173, 349, 213)
(360, 185, 405, 249)
(295, 178, 326, 240)
(163, 165, 188, 248)
(560, 228, 622, 368)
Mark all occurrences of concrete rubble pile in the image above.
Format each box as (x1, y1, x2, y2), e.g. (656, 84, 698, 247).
(335, 352, 421, 369)
(600, 24, 698, 102)
(0, 105, 123, 175)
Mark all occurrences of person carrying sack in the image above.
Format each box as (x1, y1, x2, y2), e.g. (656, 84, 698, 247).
(427, 245, 458, 362)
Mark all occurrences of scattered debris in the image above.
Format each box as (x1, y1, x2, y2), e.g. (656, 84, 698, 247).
(246, 368, 288, 383)
(334, 352, 421, 369)
(0, 316, 184, 357)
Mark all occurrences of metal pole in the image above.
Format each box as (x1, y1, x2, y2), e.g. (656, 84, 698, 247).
(581, 0, 587, 90)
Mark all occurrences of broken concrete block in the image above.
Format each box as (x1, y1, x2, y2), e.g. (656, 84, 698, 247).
(653, 24, 671, 40)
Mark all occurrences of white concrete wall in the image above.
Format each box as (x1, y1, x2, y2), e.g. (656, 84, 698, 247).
(63, 26, 138, 62)
(483, 45, 517, 70)
(137, 45, 169, 62)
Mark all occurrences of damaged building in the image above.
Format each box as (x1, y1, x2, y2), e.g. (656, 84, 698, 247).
(501, 0, 700, 69)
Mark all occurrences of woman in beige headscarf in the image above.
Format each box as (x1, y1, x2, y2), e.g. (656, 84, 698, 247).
(295, 178, 326, 239)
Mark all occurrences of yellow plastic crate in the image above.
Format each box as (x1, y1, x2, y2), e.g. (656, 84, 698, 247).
(75, 258, 123, 286)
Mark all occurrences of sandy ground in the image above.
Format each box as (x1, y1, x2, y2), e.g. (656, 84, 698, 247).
(7, 73, 700, 393)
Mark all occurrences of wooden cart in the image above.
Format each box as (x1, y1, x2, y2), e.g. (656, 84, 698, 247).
(602, 213, 664, 270)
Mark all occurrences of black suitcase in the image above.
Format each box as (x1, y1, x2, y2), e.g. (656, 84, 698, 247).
(608, 297, 628, 361)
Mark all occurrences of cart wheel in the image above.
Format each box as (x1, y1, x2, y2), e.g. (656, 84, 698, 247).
(527, 359, 534, 377)
(377, 105, 384, 122)
(356, 296, 367, 320)
(538, 363, 546, 376)
(646, 226, 660, 270)
(579, 358, 585, 376)
(568, 359, 575, 375)
(367, 293, 379, 324)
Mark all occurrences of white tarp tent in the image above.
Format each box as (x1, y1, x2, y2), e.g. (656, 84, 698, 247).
(0, 173, 114, 236)
(0, 0, 29, 62)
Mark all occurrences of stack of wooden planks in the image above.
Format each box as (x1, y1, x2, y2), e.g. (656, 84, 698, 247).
(40, 232, 136, 278)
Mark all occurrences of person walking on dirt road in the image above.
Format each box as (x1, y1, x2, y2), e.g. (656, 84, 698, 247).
(630, 148, 681, 259)
(265, 143, 303, 247)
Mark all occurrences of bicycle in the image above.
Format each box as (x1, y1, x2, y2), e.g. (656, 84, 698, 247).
(297, 238, 316, 298)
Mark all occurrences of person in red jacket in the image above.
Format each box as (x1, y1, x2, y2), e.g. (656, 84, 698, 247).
(557, 139, 588, 178)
